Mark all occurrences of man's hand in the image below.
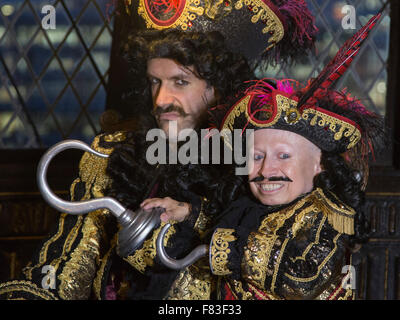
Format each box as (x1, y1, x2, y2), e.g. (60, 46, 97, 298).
(140, 197, 192, 223)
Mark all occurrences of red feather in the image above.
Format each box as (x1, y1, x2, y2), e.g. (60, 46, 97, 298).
(297, 12, 382, 109)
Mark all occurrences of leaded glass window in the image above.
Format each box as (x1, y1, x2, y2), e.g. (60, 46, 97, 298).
(0, 0, 114, 148)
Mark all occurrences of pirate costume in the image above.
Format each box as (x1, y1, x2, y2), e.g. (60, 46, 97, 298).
(159, 12, 387, 300)
(0, 0, 318, 300)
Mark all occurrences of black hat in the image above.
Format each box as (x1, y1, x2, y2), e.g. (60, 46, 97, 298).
(118, 0, 318, 66)
(211, 12, 386, 188)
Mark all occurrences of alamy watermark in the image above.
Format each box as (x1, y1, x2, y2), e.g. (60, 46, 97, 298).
(41, 5, 56, 30)
(41, 265, 56, 289)
(341, 265, 356, 290)
(342, 5, 356, 30)
(145, 121, 254, 175)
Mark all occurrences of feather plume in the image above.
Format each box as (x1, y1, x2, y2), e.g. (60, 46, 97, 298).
(297, 12, 382, 110)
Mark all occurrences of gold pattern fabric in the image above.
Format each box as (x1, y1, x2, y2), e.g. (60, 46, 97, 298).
(165, 259, 213, 300)
(210, 228, 236, 275)
(124, 222, 177, 274)
(207, 188, 354, 300)
(0, 280, 58, 300)
(0, 132, 127, 300)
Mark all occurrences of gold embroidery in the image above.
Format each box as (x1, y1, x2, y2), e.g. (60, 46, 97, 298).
(224, 92, 361, 152)
(138, 0, 205, 31)
(58, 209, 109, 300)
(79, 135, 114, 201)
(22, 212, 66, 280)
(314, 188, 355, 235)
(292, 215, 326, 262)
(93, 233, 118, 300)
(270, 237, 289, 294)
(124, 222, 176, 273)
(166, 262, 212, 300)
(210, 228, 236, 275)
(0, 280, 58, 300)
(243, 195, 309, 288)
(137, 0, 284, 51)
(205, 0, 232, 19)
(303, 108, 361, 149)
(283, 233, 342, 283)
(230, 279, 251, 300)
(234, 0, 284, 49)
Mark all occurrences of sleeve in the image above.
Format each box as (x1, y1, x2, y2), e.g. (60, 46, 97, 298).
(0, 133, 124, 300)
(209, 208, 350, 299)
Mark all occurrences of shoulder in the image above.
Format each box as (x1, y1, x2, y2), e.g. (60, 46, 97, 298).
(76, 131, 128, 199)
(89, 131, 128, 154)
(308, 188, 356, 236)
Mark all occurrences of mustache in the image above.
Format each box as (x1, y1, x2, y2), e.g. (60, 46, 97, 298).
(152, 104, 189, 118)
(249, 175, 293, 183)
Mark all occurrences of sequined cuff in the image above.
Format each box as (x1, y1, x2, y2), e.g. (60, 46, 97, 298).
(209, 228, 237, 276)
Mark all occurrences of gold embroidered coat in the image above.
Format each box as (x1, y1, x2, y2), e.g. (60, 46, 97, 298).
(0, 133, 126, 300)
(0, 131, 355, 300)
(162, 188, 356, 300)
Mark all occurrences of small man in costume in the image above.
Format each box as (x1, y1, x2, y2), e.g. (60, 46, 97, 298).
(154, 12, 387, 300)
(0, 0, 317, 300)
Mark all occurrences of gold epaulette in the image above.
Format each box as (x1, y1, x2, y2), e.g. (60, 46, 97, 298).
(311, 188, 355, 235)
(74, 131, 127, 200)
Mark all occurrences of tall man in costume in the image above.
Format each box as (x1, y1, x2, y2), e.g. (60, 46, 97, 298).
(153, 12, 387, 300)
(0, 0, 317, 300)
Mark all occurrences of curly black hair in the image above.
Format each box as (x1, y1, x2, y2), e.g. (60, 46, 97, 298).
(105, 29, 256, 208)
(114, 29, 255, 122)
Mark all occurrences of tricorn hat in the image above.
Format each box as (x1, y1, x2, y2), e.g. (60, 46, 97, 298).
(211, 12, 386, 188)
(116, 0, 318, 66)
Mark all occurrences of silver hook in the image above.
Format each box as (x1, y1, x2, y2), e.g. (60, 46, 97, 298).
(36, 139, 162, 257)
(156, 223, 207, 270)
(37, 139, 126, 216)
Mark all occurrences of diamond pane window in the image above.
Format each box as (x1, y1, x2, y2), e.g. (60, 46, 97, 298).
(260, 0, 390, 116)
(0, 0, 114, 148)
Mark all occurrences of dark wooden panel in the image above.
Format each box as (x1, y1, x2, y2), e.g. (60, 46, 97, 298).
(354, 195, 400, 300)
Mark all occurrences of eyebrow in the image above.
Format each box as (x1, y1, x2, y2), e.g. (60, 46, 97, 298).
(147, 65, 198, 81)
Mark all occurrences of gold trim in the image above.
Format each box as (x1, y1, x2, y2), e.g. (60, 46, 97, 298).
(0, 280, 58, 300)
(314, 188, 355, 235)
(22, 212, 67, 280)
(58, 209, 108, 300)
(124, 222, 177, 273)
(210, 228, 236, 275)
(221, 93, 362, 151)
(221, 95, 250, 150)
(291, 215, 327, 263)
(138, 0, 205, 31)
(166, 264, 212, 299)
(283, 233, 342, 283)
(234, 0, 284, 48)
(303, 108, 361, 149)
(271, 237, 289, 294)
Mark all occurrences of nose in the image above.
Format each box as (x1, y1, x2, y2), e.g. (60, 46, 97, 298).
(154, 83, 174, 108)
(258, 157, 280, 179)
